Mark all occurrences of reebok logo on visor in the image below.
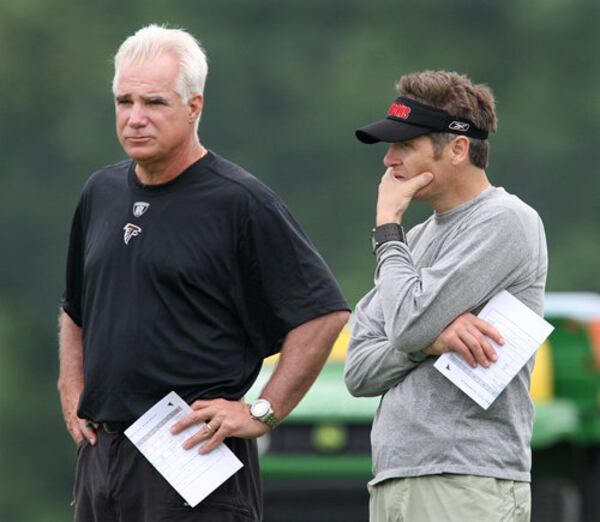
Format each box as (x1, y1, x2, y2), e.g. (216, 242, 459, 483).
(449, 121, 470, 132)
(388, 102, 412, 120)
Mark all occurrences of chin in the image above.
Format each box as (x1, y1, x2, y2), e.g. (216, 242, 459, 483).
(124, 147, 158, 162)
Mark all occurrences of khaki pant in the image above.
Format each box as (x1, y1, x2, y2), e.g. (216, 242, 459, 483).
(368, 474, 530, 522)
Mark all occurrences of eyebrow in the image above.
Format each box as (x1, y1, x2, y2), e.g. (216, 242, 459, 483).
(115, 94, 171, 104)
(143, 94, 170, 104)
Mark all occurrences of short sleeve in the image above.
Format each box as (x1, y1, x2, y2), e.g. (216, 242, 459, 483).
(235, 195, 349, 357)
(62, 203, 84, 327)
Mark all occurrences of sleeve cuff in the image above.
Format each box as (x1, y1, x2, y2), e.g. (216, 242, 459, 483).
(62, 301, 82, 328)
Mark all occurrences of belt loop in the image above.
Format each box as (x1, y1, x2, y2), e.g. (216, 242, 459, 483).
(97, 421, 130, 434)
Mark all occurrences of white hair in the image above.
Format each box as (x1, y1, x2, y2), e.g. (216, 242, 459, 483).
(112, 24, 208, 104)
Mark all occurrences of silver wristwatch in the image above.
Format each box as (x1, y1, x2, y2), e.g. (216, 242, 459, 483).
(250, 398, 280, 429)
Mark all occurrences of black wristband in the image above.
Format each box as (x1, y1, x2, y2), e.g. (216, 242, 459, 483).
(371, 223, 406, 254)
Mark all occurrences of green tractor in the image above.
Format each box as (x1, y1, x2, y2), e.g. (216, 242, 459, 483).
(248, 292, 600, 522)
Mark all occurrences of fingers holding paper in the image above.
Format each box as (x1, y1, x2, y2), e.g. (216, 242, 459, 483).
(170, 398, 269, 454)
(424, 312, 504, 368)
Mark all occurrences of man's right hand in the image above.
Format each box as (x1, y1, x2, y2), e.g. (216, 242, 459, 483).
(424, 312, 504, 368)
(376, 168, 434, 226)
(59, 387, 97, 446)
(77, 418, 98, 446)
(64, 405, 98, 447)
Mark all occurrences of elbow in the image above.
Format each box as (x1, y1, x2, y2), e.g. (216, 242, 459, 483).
(344, 376, 366, 398)
(343, 365, 378, 398)
(343, 368, 360, 396)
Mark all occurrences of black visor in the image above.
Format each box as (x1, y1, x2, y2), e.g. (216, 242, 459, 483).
(356, 96, 489, 144)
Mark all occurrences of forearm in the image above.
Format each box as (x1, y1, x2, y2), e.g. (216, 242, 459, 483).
(57, 309, 85, 441)
(171, 313, 348, 453)
(375, 242, 460, 352)
(58, 310, 84, 393)
(260, 310, 349, 420)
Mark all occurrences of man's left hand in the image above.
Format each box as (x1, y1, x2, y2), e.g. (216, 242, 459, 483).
(170, 398, 269, 454)
(424, 312, 503, 368)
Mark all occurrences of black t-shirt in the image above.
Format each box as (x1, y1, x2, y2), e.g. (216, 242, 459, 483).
(63, 151, 349, 422)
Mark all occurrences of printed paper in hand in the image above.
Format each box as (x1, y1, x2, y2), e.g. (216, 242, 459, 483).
(125, 391, 243, 508)
(434, 290, 554, 409)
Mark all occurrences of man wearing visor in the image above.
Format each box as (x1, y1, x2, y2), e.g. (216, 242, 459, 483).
(344, 71, 547, 521)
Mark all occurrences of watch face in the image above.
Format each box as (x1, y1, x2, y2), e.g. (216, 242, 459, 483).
(251, 399, 270, 418)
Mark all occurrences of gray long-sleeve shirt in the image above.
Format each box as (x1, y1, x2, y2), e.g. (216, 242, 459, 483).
(345, 186, 548, 484)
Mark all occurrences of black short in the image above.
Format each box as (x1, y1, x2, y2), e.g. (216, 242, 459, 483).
(72, 431, 262, 521)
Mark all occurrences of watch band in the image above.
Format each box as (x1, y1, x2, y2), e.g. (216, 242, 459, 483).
(371, 223, 406, 253)
(259, 411, 279, 430)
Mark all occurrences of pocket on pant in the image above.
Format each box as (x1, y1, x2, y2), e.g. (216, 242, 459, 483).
(160, 479, 255, 520)
(71, 439, 89, 507)
(163, 495, 255, 521)
(511, 481, 531, 522)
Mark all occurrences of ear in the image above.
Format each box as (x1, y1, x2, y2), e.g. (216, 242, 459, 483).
(447, 136, 470, 166)
(188, 94, 204, 122)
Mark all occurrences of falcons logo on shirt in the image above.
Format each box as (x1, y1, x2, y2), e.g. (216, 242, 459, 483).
(123, 223, 142, 245)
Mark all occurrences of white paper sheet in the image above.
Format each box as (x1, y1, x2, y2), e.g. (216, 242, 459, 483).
(125, 391, 243, 507)
(434, 290, 554, 409)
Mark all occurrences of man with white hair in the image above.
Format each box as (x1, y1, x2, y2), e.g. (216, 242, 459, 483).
(58, 25, 349, 521)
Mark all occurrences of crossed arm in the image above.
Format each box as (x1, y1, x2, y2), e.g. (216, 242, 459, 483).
(345, 307, 503, 397)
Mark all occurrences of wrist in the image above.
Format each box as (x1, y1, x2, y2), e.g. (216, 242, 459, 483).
(376, 213, 402, 226)
(250, 397, 280, 429)
(371, 223, 406, 254)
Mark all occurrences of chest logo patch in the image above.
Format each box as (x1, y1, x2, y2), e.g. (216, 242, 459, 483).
(132, 201, 150, 217)
(123, 223, 142, 245)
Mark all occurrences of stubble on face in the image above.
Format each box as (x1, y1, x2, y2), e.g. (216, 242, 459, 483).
(385, 136, 441, 202)
(113, 54, 191, 165)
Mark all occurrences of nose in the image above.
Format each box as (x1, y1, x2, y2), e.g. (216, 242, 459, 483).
(383, 143, 402, 168)
(127, 102, 147, 128)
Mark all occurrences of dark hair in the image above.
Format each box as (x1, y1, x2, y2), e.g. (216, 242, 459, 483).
(396, 71, 497, 168)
